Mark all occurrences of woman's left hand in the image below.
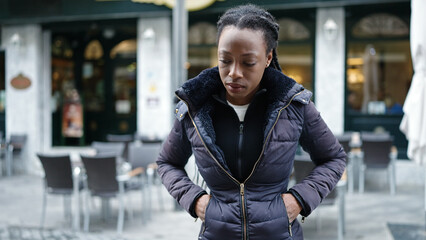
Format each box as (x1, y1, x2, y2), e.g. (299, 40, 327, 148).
(282, 193, 302, 223)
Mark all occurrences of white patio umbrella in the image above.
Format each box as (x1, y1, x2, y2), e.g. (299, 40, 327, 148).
(399, 0, 426, 231)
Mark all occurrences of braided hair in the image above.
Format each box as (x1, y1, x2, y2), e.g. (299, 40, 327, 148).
(217, 4, 281, 71)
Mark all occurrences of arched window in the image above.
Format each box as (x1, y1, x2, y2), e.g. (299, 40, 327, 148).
(277, 17, 313, 91)
(84, 40, 104, 60)
(352, 13, 409, 38)
(110, 39, 137, 59)
(278, 18, 310, 41)
(188, 22, 217, 45)
(187, 22, 218, 78)
(346, 13, 411, 115)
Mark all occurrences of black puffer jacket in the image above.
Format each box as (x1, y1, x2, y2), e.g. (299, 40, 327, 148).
(157, 67, 346, 240)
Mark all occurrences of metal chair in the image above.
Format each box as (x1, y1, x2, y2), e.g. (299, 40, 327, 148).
(80, 154, 142, 235)
(293, 154, 346, 240)
(37, 153, 83, 229)
(336, 133, 353, 192)
(359, 133, 396, 195)
(5, 134, 27, 176)
(106, 134, 135, 161)
(91, 141, 125, 163)
(128, 142, 164, 217)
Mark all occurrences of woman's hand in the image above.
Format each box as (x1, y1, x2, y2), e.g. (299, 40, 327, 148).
(282, 193, 302, 223)
(195, 194, 211, 221)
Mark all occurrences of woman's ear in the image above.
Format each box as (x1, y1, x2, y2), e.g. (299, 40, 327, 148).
(266, 50, 273, 68)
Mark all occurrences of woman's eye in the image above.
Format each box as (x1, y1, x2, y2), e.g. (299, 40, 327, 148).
(219, 59, 231, 64)
(244, 62, 256, 67)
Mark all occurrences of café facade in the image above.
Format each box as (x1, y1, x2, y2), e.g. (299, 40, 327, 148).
(0, 0, 412, 173)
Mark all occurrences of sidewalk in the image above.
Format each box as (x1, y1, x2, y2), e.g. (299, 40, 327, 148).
(0, 174, 424, 240)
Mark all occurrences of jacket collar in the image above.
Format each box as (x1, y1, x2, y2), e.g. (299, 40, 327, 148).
(175, 66, 302, 112)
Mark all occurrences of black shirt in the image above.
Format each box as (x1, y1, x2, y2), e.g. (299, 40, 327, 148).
(211, 89, 267, 182)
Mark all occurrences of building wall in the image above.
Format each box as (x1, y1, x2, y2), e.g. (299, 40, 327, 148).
(137, 17, 172, 140)
(1, 25, 46, 174)
(315, 7, 345, 135)
(315, 7, 345, 134)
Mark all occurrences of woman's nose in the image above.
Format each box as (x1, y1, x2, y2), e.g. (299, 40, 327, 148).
(229, 63, 243, 79)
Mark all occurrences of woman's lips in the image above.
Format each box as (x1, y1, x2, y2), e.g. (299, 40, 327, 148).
(226, 83, 245, 93)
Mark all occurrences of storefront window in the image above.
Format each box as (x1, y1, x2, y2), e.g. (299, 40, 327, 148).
(346, 13, 412, 115)
(278, 44, 313, 91)
(110, 39, 137, 59)
(113, 62, 137, 115)
(188, 22, 217, 79)
(277, 18, 313, 92)
(0, 50, 5, 138)
(82, 39, 105, 112)
(51, 36, 75, 113)
(0, 51, 5, 113)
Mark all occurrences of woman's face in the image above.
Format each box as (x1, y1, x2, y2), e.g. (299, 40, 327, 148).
(218, 26, 272, 105)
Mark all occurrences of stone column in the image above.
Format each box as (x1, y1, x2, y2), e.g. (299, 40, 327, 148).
(137, 17, 172, 140)
(1, 25, 45, 174)
(315, 8, 345, 135)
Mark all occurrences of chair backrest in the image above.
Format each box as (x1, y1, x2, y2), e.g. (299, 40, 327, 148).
(37, 153, 73, 191)
(361, 134, 394, 168)
(137, 134, 163, 144)
(81, 154, 118, 195)
(106, 134, 134, 143)
(293, 155, 337, 203)
(361, 131, 391, 141)
(106, 134, 134, 161)
(91, 141, 124, 158)
(128, 142, 161, 170)
(335, 133, 352, 154)
(9, 134, 27, 150)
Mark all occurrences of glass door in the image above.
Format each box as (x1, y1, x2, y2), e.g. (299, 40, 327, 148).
(0, 50, 5, 139)
(108, 58, 137, 135)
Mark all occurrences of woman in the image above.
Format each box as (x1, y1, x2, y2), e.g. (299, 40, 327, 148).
(157, 4, 346, 240)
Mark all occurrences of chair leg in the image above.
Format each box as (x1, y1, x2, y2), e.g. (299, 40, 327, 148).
(117, 182, 125, 235)
(315, 208, 321, 231)
(389, 164, 396, 195)
(126, 193, 134, 222)
(63, 195, 72, 222)
(359, 164, 366, 194)
(83, 191, 91, 232)
(156, 178, 165, 212)
(337, 185, 345, 240)
(6, 145, 13, 176)
(40, 190, 47, 228)
(101, 198, 111, 221)
(146, 174, 153, 219)
(347, 159, 354, 193)
(141, 182, 147, 224)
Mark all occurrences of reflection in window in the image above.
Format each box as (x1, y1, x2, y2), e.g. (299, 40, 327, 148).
(51, 36, 75, 113)
(347, 13, 411, 115)
(188, 22, 217, 45)
(113, 62, 136, 114)
(278, 18, 310, 41)
(84, 40, 104, 60)
(352, 13, 409, 38)
(188, 46, 217, 79)
(278, 44, 313, 92)
(52, 36, 73, 59)
(0, 51, 5, 113)
(347, 41, 412, 115)
(110, 39, 137, 59)
(82, 61, 105, 112)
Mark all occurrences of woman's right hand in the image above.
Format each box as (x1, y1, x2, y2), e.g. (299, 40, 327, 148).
(195, 194, 211, 221)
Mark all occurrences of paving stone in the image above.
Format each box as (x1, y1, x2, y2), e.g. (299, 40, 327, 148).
(0, 174, 424, 240)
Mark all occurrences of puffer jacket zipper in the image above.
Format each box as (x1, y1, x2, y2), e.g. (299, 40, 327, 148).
(176, 90, 303, 240)
(237, 123, 244, 180)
